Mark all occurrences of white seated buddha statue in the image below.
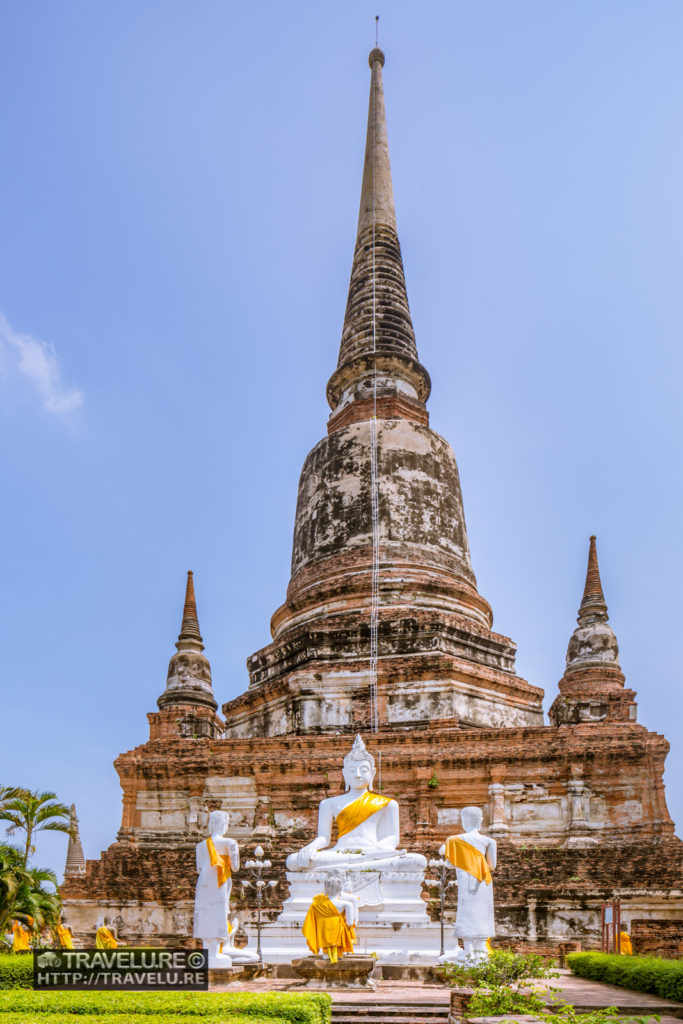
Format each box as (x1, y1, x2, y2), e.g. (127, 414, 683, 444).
(286, 734, 426, 873)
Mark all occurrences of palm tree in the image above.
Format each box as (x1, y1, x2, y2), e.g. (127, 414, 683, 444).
(0, 844, 33, 934)
(14, 866, 61, 935)
(0, 786, 18, 818)
(0, 843, 61, 935)
(0, 789, 72, 868)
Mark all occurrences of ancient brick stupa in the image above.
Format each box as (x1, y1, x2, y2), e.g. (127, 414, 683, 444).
(225, 46, 544, 740)
(62, 48, 682, 957)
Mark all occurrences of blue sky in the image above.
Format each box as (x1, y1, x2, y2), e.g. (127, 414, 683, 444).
(1, 1, 681, 878)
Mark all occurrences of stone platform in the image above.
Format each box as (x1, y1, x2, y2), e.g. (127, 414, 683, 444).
(208, 970, 683, 1023)
(207, 967, 243, 985)
(292, 954, 377, 990)
(261, 921, 443, 964)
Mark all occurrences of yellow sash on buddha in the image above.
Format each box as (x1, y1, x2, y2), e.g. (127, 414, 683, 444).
(12, 922, 30, 953)
(302, 894, 355, 956)
(336, 791, 391, 839)
(445, 836, 492, 885)
(57, 925, 73, 949)
(206, 837, 231, 887)
(95, 926, 117, 949)
(619, 932, 633, 955)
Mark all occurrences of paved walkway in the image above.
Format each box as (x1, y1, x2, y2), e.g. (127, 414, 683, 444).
(540, 970, 682, 1013)
(213, 968, 683, 1020)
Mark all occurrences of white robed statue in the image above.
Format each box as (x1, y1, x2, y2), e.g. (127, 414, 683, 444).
(193, 810, 239, 967)
(443, 806, 497, 962)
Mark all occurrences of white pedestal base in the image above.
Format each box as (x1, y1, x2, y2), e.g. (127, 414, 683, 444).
(279, 867, 430, 927)
(230, 946, 260, 965)
(208, 952, 233, 968)
(260, 921, 445, 964)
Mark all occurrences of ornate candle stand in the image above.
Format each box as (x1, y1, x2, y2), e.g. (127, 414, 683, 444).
(426, 843, 457, 957)
(241, 845, 277, 962)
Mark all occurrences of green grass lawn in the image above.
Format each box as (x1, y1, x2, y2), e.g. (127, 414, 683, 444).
(0, 986, 331, 1023)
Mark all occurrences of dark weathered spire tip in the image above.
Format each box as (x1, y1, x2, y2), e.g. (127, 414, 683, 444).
(580, 535, 607, 618)
(179, 570, 203, 647)
(369, 47, 385, 68)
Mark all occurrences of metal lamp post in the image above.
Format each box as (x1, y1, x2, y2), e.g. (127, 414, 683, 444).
(426, 843, 457, 957)
(241, 845, 277, 963)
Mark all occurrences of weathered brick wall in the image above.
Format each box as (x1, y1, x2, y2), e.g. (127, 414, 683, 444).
(62, 718, 682, 946)
(631, 918, 683, 959)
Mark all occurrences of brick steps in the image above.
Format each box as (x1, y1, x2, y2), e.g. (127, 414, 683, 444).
(333, 1017, 446, 1024)
(332, 1003, 449, 1024)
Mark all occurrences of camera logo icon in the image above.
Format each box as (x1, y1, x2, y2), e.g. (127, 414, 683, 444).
(37, 952, 60, 968)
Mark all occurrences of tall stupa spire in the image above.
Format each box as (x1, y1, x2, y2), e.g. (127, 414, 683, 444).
(228, 46, 546, 738)
(356, 49, 399, 239)
(327, 48, 430, 412)
(157, 571, 217, 712)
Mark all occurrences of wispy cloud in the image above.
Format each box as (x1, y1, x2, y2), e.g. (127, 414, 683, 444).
(0, 311, 84, 415)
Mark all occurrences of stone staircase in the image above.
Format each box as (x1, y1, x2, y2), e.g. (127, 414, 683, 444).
(332, 1000, 450, 1024)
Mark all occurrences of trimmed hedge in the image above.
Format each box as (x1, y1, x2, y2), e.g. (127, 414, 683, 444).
(0, 956, 33, 990)
(0, 1015, 281, 1024)
(567, 952, 683, 1003)
(0, 992, 331, 1023)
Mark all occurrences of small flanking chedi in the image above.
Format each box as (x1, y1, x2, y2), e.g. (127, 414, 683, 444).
(60, 47, 682, 956)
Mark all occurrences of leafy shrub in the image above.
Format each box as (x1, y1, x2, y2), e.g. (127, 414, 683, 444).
(0, 991, 331, 1023)
(440, 949, 559, 988)
(0, 955, 33, 990)
(567, 952, 683, 1003)
(440, 950, 561, 1019)
(467, 986, 546, 1016)
(542, 1002, 657, 1024)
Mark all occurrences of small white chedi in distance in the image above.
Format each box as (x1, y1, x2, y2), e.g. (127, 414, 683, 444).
(442, 806, 497, 963)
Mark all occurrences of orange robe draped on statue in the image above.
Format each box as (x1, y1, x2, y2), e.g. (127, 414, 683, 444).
(206, 837, 231, 886)
(302, 895, 355, 963)
(445, 835, 492, 885)
(11, 922, 30, 953)
(95, 926, 117, 949)
(335, 791, 391, 839)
